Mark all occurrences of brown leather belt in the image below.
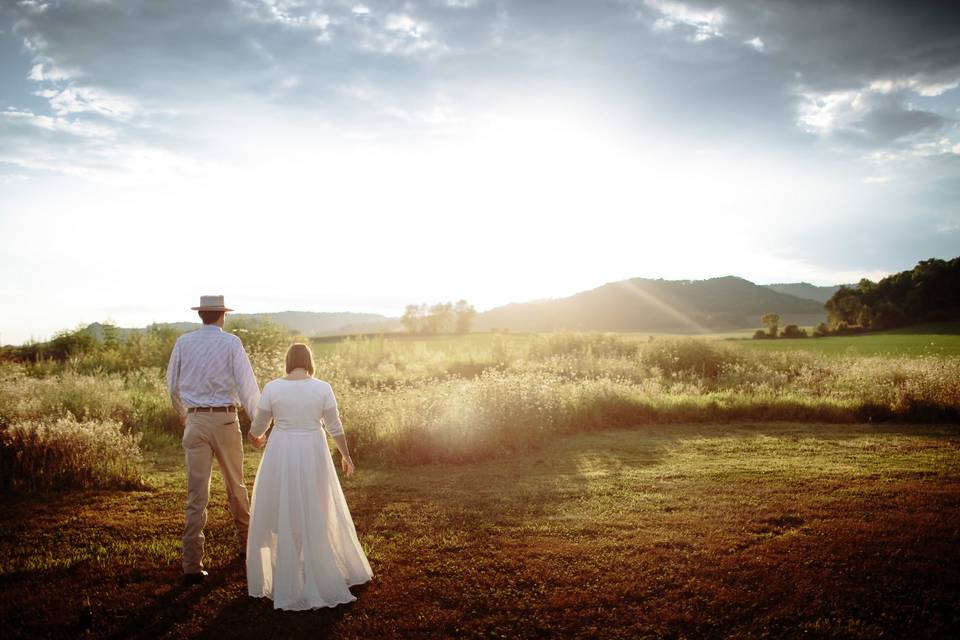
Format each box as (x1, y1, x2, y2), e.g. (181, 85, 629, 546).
(187, 406, 237, 414)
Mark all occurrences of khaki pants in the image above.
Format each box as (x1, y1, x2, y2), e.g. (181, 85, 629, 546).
(181, 411, 250, 574)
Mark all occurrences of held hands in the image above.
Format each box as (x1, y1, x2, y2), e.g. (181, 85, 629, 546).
(341, 454, 355, 477)
(247, 433, 267, 449)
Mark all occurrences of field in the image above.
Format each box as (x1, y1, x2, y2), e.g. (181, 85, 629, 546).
(3, 422, 959, 639)
(733, 323, 960, 357)
(2, 325, 960, 638)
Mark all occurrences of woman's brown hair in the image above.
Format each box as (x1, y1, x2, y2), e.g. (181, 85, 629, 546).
(284, 342, 316, 376)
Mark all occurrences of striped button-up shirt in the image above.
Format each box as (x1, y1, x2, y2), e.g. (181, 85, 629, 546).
(166, 325, 260, 418)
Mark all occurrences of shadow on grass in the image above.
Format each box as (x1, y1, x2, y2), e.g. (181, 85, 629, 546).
(3, 422, 959, 639)
(103, 565, 233, 640)
(195, 582, 371, 640)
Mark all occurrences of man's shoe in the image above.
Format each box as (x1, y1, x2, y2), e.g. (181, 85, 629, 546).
(183, 570, 208, 586)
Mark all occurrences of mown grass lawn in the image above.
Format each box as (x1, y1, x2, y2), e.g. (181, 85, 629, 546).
(732, 322, 960, 357)
(2, 423, 959, 639)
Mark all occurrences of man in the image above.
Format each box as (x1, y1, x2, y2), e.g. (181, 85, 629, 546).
(166, 295, 261, 585)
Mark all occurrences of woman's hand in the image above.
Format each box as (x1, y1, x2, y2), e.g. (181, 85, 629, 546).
(248, 433, 267, 449)
(341, 454, 355, 476)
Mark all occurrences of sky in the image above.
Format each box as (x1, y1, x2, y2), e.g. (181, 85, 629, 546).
(1, 0, 959, 345)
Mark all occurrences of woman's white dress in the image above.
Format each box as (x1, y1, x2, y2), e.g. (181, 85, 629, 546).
(246, 378, 373, 610)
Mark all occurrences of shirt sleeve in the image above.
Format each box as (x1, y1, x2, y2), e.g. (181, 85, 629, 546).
(249, 384, 272, 438)
(166, 339, 186, 418)
(321, 384, 344, 437)
(232, 340, 261, 419)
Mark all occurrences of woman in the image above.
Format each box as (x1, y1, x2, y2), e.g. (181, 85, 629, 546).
(246, 342, 373, 610)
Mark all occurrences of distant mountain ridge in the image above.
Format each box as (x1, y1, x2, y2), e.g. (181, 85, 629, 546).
(764, 282, 850, 304)
(475, 276, 827, 333)
(81, 278, 833, 341)
(85, 312, 401, 340)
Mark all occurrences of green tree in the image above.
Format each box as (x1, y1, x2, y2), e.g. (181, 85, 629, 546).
(781, 324, 807, 338)
(761, 313, 780, 338)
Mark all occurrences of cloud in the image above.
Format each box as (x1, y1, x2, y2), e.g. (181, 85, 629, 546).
(797, 86, 950, 143)
(645, 0, 724, 42)
(2, 0, 959, 180)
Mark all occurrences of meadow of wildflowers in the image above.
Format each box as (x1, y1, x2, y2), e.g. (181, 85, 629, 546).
(2, 327, 957, 486)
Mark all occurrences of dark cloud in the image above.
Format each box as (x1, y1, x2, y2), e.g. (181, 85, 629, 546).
(712, 0, 960, 90)
(1, 1, 958, 180)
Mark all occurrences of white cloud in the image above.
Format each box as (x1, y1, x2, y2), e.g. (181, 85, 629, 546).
(384, 14, 426, 38)
(235, 0, 332, 36)
(862, 175, 893, 184)
(869, 76, 960, 98)
(34, 85, 139, 120)
(353, 11, 444, 55)
(16, 1, 49, 14)
(1, 107, 115, 138)
(744, 36, 764, 51)
(797, 88, 868, 134)
(646, 0, 724, 41)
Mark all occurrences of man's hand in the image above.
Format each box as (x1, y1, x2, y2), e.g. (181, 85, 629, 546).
(179, 414, 187, 427)
(247, 433, 266, 449)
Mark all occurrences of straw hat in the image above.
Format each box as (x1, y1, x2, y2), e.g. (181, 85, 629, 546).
(191, 295, 234, 312)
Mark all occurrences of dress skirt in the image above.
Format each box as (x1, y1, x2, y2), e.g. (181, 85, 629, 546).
(246, 428, 373, 610)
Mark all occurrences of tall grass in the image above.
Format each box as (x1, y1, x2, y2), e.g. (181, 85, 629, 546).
(2, 329, 959, 483)
(0, 416, 143, 491)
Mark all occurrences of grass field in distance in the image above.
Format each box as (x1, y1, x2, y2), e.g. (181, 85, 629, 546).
(311, 321, 960, 358)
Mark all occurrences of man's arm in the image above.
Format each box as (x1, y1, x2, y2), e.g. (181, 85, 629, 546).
(232, 341, 261, 419)
(166, 340, 186, 422)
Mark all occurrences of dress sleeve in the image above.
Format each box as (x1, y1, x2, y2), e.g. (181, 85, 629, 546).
(321, 384, 344, 437)
(250, 383, 273, 438)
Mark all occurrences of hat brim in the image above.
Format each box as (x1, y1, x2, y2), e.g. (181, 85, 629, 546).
(191, 306, 234, 312)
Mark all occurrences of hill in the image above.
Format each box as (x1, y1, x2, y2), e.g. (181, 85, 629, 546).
(87, 312, 400, 341)
(765, 282, 848, 303)
(229, 311, 399, 336)
(475, 276, 826, 333)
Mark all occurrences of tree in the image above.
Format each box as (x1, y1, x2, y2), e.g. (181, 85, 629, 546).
(781, 324, 807, 338)
(761, 313, 780, 338)
(401, 304, 423, 335)
(826, 288, 863, 326)
(453, 300, 476, 334)
(870, 302, 905, 330)
(428, 303, 454, 335)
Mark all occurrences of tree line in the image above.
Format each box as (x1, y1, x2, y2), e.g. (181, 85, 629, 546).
(822, 257, 959, 334)
(401, 300, 477, 335)
(753, 256, 959, 339)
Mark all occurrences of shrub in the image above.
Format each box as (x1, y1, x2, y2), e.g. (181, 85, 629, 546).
(639, 339, 741, 379)
(528, 332, 639, 360)
(0, 416, 143, 491)
(781, 325, 808, 338)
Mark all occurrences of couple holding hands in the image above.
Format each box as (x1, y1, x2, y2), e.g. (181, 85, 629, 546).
(166, 296, 372, 611)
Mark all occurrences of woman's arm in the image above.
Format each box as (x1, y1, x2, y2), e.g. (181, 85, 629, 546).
(248, 384, 272, 448)
(322, 385, 354, 475)
(248, 407, 272, 448)
(330, 433, 355, 476)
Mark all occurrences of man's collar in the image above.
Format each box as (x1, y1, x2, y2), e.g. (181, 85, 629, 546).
(200, 324, 224, 332)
